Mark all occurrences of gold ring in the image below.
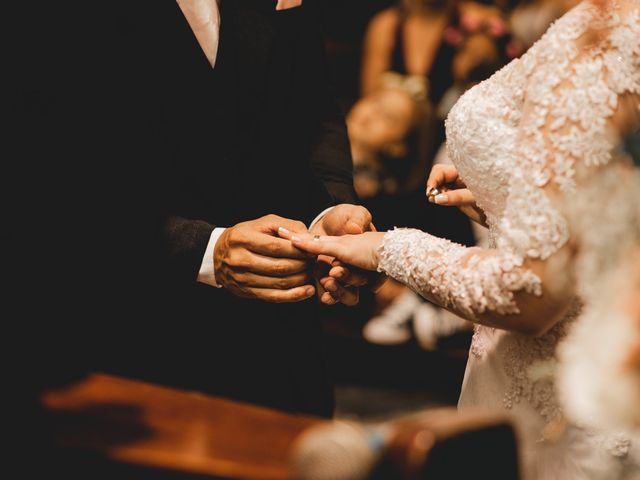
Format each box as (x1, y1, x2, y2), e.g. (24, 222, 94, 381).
(426, 187, 440, 199)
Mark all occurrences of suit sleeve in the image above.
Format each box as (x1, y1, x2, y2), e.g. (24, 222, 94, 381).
(163, 215, 216, 285)
(305, 2, 357, 213)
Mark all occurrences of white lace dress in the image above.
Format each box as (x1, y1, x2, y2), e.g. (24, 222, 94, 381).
(376, 1, 640, 478)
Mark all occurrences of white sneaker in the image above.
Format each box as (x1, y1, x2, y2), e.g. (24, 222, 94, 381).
(413, 303, 472, 350)
(362, 290, 423, 345)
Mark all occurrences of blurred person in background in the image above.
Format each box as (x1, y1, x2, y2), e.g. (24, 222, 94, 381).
(435, 1, 522, 120)
(361, 0, 456, 103)
(279, 1, 640, 477)
(361, 1, 515, 190)
(360, 0, 458, 187)
(348, 73, 432, 200)
(508, 0, 581, 50)
(557, 130, 640, 435)
(346, 73, 473, 348)
(356, 7, 521, 350)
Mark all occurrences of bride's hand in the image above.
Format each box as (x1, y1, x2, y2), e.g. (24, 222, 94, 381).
(315, 258, 387, 305)
(277, 228, 386, 272)
(427, 164, 488, 228)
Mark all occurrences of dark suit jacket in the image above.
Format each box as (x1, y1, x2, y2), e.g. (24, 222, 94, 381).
(7, 0, 355, 419)
(119, 0, 356, 417)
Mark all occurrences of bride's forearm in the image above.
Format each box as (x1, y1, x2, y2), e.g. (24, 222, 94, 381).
(377, 228, 576, 336)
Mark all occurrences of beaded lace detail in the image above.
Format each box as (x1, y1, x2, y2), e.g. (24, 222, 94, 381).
(377, 228, 542, 318)
(377, 0, 640, 433)
(501, 299, 581, 422)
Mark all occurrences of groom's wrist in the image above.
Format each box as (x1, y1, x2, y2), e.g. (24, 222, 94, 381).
(309, 206, 334, 231)
(197, 227, 226, 288)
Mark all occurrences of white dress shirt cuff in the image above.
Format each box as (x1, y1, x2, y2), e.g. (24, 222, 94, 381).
(309, 206, 335, 230)
(197, 227, 226, 288)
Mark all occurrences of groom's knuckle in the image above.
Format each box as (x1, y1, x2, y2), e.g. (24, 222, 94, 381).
(281, 276, 298, 289)
(227, 253, 246, 269)
(228, 228, 247, 246)
(274, 262, 290, 276)
(266, 238, 282, 253)
(361, 208, 372, 224)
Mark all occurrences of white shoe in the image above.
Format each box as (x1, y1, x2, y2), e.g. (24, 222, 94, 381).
(362, 290, 423, 345)
(413, 303, 471, 350)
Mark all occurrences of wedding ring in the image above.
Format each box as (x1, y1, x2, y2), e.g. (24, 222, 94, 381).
(313, 235, 321, 241)
(426, 187, 440, 199)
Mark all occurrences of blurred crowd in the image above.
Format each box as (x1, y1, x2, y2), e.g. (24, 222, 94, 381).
(324, 0, 581, 352)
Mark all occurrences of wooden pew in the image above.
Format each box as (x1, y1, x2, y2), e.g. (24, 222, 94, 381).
(40, 373, 519, 479)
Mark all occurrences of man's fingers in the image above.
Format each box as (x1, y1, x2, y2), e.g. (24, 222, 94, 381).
(233, 270, 313, 290)
(246, 285, 316, 303)
(231, 215, 309, 258)
(261, 215, 307, 236)
(247, 232, 310, 259)
(344, 221, 364, 235)
(227, 251, 309, 276)
(344, 205, 372, 233)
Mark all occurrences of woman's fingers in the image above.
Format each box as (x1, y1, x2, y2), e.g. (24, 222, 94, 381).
(459, 205, 489, 228)
(431, 187, 476, 206)
(426, 164, 462, 190)
(279, 228, 384, 272)
(426, 164, 470, 204)
(329, 262, 369, 287)
(319, 277, 359, 306)
(429, 187, 487, 227)
(277, 229, 344, 258)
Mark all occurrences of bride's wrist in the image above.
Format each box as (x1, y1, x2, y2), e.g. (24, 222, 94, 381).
(367, 231, 386, 270)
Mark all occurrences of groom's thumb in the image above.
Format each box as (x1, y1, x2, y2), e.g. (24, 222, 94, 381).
(345, 221, 364, 235)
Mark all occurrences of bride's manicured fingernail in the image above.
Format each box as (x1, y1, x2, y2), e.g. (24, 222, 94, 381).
(291, 235, 301, 242)
(435, 194, 449, 204)
(278, 226, 290, 235)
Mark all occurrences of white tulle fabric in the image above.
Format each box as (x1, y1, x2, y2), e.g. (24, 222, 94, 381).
(377, 1, 640, 478)
(557, 164, 640, 441)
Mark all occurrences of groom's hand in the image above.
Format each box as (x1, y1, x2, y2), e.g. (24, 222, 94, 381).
(310, 204, 378, 306)
(214, 215, 316, 303)
(315, 204, 373, 238)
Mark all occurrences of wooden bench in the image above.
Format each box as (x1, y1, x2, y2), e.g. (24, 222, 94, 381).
(40, 373, 519, 479)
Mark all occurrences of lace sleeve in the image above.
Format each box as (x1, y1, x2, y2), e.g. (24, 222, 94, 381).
(378, 1, 639, 323)
(377, 229, 543, 319)
(498, 2, 640, 260)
